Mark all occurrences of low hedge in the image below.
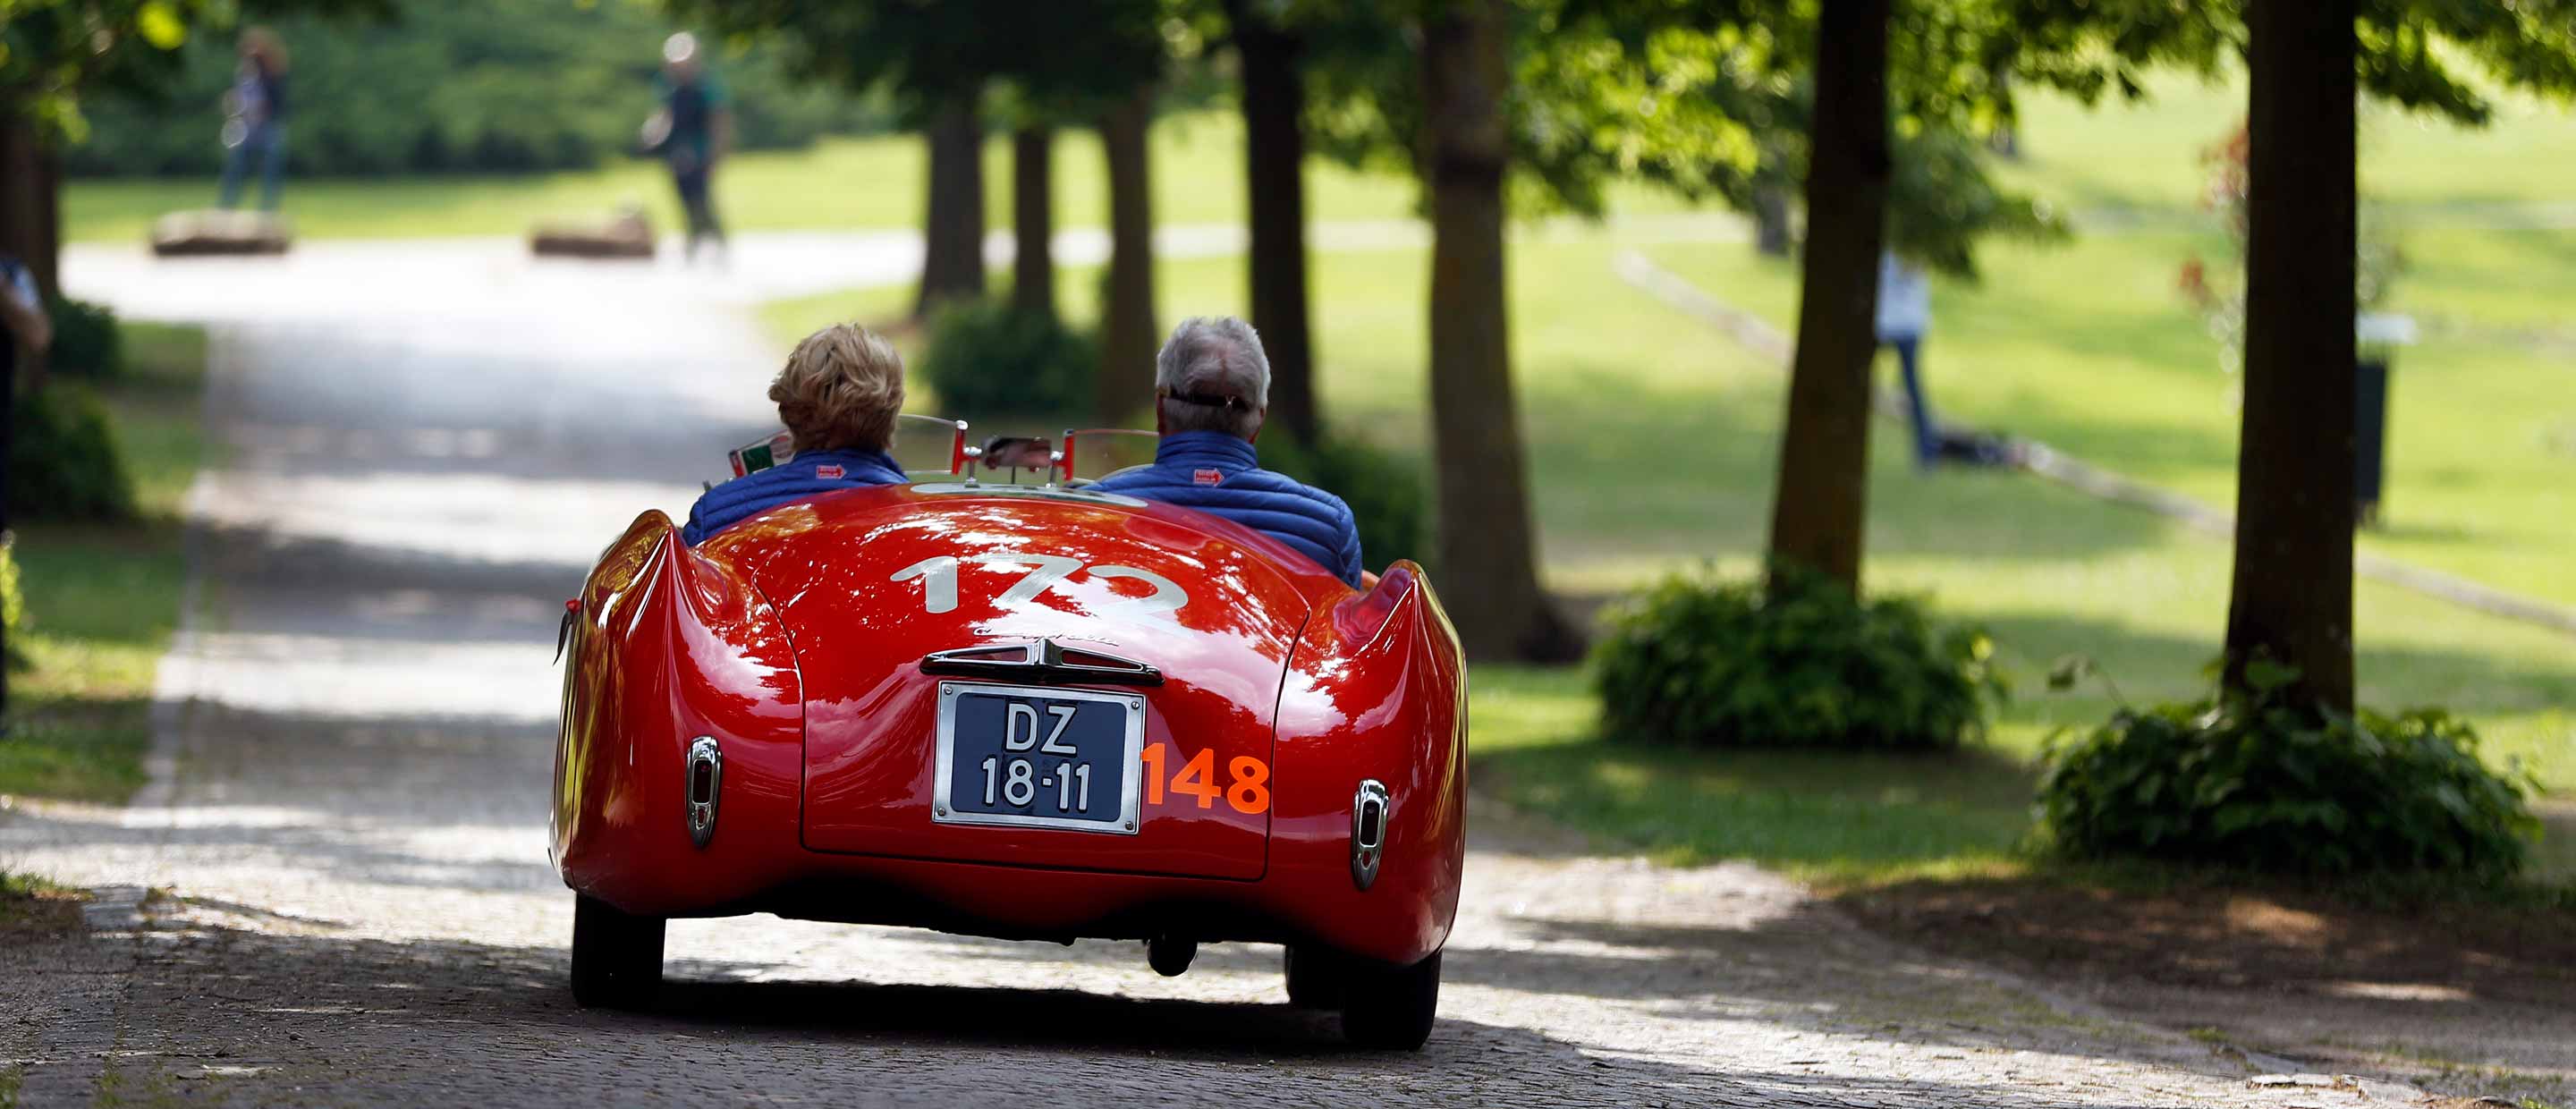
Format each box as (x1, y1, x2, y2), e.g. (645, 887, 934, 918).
(45, 297, 122, 380)
(9, 385, 139, 523)
(2037, 664, 2538, 877)
(1, 535, 27, 672)
(918, 299, 1097, 418)
(1595, 563, 2003, 749)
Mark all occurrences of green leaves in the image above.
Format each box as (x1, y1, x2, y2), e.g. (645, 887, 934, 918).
(2035, 676, 2539, 878)
(135, 1, 190, 49)
(918, 299, 1097, 417)
(1593, 561, 2000, 750)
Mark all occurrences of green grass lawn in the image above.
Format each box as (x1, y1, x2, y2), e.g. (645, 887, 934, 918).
(61, 109, 1706, 245)
(67, 114, 1406, 244)
(3, 323, 208, 803)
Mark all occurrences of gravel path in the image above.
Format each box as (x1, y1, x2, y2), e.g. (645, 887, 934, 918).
(3, 247, 2387, 1106)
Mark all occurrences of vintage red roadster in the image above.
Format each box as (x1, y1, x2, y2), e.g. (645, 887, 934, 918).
(552, 421, 1468, 1048)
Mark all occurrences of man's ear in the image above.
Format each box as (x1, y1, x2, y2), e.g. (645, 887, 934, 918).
(1248, 406, 1267, 444)
(1153, 401, 1168, 436)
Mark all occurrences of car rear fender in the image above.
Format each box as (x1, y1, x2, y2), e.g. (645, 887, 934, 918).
(553, 511, 806, 912)
(1270, 561, 1468, 964)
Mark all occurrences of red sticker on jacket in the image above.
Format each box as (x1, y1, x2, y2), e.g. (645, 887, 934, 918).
(1193, 468, 1224, 487)
(815, 464, 845, 479)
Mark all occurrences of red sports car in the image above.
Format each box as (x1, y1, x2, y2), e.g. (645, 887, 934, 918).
(551, 422, 1468, 1048)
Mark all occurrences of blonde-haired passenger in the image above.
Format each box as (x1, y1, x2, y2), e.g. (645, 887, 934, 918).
(682, 324, 911, 545)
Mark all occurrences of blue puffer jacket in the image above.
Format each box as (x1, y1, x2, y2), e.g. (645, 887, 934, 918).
(1091, 431, 1363, 586)
(682, 447, 908, 545)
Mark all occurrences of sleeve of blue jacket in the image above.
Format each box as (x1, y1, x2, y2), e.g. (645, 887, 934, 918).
(1330, 495, 1364, 585)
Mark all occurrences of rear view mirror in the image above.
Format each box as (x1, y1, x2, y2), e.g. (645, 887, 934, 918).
(979, 436, 1055, 472)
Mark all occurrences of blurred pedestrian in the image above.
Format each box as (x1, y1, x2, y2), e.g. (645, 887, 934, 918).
(645, 32, 733, 265)
(217, 27, 291, 211)
(0, 253, 50, 724)
(1876, 250, 1939, 468)
(1877, 250, 2020, 469)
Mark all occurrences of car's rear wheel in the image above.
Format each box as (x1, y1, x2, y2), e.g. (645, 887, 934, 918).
(1284, 944, 1349, 1009)
(1339, 951, 1441, 1051)
(570, 893, 665, 1010)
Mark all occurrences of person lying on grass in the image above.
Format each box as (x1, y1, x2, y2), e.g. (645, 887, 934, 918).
(682, 323, 907, 545)
(1091, 317, 1364, 586)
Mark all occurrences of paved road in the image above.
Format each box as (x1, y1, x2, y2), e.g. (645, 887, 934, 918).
(3, 244, 2360, 1106)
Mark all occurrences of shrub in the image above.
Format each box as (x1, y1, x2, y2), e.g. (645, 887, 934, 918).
(1595, 563, 2001, 749)
(1, 534, 28, 673)
(9, 385, 138, 523)
(1260, 430, 1432, 573)
(44, 297, 122, 380)
(918, 300, 1097, 418)
(2036, 665, 2538, 877)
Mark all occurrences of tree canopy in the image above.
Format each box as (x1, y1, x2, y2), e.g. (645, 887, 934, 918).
(660, 0, 1170, 121)
(62, 0, 883, 177)
(2, 0, 392, 140)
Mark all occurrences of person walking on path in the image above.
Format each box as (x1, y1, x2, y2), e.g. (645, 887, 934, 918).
(216, 27, 291, 211)
(1876, 250, 1940, 468)
(646, 32, 733, 265)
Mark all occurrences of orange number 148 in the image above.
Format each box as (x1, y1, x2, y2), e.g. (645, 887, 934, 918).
(1140, 742, 1269, 815)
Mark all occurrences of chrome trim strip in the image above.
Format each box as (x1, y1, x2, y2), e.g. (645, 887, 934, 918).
(919, 638, 1164, 688)
(904, 482, 1148, 507)
(929, 681, 1146, 836)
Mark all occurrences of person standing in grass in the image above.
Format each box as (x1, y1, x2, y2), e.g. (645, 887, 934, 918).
(216, 28, 291, 212)
(0, 254, 51, 724)
(1877, 250, 1940, 469)
(645, 32, 733, 265)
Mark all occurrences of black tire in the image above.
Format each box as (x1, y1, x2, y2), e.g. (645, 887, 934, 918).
(570, 893, 665, 1010)
(1340, 951, 1441, 1051)
(1284, 944, 1349, 1010)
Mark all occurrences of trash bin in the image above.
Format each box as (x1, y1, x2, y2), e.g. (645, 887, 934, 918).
(2354, 356, 2388, 527)
(2353, 313, 2417, 529)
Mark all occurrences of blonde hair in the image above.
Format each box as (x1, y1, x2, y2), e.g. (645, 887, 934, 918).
(770, 324, 906, 453)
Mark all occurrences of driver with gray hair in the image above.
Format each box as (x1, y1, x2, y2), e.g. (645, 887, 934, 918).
(1091, 317, 1364, 585)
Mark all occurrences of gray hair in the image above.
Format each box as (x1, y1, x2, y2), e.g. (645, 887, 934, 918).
(1154, 316, 1269, 439)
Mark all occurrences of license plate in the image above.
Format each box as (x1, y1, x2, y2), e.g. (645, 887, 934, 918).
(932, 682, 1144, 834)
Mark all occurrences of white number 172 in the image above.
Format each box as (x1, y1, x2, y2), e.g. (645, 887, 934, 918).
(889, 553, 1187, 619)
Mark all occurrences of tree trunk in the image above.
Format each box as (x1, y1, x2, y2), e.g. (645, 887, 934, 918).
(34, 143, 60, 299)
(1765, 0, 1892, 595)
(1752, 181, 1793, 257)
(914, 97, 987, 321)
(1096, 85, 1159, 424)
(1420, 0, 1580, 664)
(1010, 126, 1055, 321)
(0, 105, 50, 299)
(2224, 0, 2358, 714)
(1230, 0, 1319, 444)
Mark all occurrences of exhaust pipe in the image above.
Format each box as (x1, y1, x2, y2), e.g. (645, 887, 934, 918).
(1350, 780, 1389, 890)
(685, 736, 724, 849)
(1147, 935, 1196, 977)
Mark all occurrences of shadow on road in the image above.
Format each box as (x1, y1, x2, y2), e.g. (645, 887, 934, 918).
(78, 916, 2253, 1108)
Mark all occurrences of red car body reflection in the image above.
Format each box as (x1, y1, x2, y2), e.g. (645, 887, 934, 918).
(552, 482, 1468, 969)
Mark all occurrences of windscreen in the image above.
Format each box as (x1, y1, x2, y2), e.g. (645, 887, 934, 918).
(1060, 428, 1159, 484)
(888, 414, 965, 478)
